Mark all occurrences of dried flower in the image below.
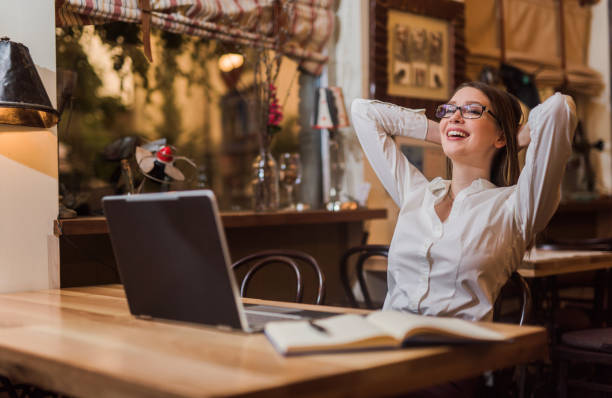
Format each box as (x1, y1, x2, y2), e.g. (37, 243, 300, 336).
(267, 83, 283, 135)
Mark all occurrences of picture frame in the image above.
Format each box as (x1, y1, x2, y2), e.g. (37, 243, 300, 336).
(369, 0, 465, 118)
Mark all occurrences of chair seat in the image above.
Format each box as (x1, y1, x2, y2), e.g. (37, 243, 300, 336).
(561, 328, 612, 353)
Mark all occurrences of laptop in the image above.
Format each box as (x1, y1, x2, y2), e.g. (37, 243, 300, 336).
(102, 190, 330, 332)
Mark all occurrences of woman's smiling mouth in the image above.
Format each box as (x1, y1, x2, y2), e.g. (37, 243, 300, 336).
(446, 128, 470, 139)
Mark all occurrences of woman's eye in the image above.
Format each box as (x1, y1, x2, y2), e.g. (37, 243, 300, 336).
(464, 106, 482, 117)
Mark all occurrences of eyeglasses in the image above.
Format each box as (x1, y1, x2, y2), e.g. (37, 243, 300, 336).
(435, 103, 501, 126)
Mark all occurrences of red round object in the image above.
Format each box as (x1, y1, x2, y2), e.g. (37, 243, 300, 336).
(156, 146, 173, 163)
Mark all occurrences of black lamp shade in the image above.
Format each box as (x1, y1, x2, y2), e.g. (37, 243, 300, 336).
(0, 37, 59, 128)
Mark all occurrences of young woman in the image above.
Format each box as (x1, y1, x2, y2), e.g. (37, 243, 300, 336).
(351, 82, 576, 321)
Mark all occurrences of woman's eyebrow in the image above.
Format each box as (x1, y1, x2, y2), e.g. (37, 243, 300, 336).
(447, 100, 485, 106)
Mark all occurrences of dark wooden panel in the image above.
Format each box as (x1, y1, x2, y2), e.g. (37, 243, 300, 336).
(540, 197, 612, 241)
(59, 217, 377, 306)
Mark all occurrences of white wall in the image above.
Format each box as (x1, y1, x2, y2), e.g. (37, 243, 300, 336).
(587, 0, 612, 194)
(329, 0, 368, 202)
(0, 1, 59, 291)
(330, 0, 399, 244)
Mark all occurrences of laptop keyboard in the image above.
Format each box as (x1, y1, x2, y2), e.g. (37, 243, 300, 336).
(244, 305, 334, 331)
(245, 310, 302, 330)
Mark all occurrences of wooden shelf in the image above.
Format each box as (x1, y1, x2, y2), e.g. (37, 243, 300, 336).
(54, 208, 388, 236)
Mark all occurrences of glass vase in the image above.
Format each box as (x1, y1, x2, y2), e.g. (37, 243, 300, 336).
(251, 149, 280, 212)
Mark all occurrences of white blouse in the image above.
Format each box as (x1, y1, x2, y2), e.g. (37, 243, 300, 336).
(351, 93, 576, 321)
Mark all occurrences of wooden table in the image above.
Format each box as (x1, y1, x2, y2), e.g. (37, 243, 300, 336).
(519, 248, 612, 335)
(518, 248, 612, 278)
(0, 285, 546, 398)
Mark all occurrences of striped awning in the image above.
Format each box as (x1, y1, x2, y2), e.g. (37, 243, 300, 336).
(55, 0, 334, 75)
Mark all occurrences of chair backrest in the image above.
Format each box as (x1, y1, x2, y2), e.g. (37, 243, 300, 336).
(339, 245, 389, 309)
(494, 271, 532, 326)
(231, 250, 326, 305)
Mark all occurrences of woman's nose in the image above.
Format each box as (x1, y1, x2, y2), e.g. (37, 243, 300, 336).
(449, 108, 464, 123)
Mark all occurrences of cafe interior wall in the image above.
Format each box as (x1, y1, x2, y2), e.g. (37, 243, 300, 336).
(0, 1, 60, 292)
(585, 0, 611, 194)
(61, 28, 301, 212)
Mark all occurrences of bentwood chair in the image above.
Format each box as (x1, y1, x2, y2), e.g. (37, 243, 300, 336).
(339, 244, 389, 309)
(554, 327, 612, 397)
(494, 271, 533, 326)
(232, 249, 326, 305)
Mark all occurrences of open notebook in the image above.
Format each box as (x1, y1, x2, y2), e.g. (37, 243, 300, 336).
(264, 310, 509, 355)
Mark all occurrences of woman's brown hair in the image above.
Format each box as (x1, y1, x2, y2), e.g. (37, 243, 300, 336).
(451, 81, 523, 187)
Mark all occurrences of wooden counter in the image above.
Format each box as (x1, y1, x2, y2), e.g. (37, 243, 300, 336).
(56, 209, 387, 307)
(54, 209, 387, 236)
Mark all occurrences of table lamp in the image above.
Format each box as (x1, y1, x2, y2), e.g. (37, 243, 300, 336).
(312, 86, 349, 211)
(0, 37, 59, 128)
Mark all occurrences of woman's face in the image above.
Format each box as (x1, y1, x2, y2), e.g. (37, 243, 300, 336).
(439, 87, 506, 168)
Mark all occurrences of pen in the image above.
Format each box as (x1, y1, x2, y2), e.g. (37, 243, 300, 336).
(308, 320, 330, 335)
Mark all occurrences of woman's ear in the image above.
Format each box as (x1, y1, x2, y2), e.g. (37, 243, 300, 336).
(494, 132, 506, 149)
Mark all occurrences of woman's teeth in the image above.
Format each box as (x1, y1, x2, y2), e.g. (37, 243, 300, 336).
(447, 130, 468, 138)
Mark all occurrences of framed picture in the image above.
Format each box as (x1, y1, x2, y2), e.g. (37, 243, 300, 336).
(369, 0, 465, 118)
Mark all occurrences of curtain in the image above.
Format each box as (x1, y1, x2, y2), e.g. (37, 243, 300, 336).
(55, 0, 334, 75)
(465, 0, 602, 96)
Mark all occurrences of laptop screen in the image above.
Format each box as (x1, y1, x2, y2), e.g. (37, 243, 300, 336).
(103, 190, 248, 330)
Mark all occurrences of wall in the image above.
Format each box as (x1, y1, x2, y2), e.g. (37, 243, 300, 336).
(586, 0, 612, 194)
(0, 1, 59, 291)
(329, 0, 368, 206)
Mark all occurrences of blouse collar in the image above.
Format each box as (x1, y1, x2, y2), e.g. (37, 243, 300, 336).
(427, 177, 496, 200)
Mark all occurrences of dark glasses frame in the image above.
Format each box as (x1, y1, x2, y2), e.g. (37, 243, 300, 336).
(435, 103, 501, 127)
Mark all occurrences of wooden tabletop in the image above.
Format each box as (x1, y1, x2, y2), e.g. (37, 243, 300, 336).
(54, 208, 388, 236)
(0, 285, 546, 398)
(519, 248, 612, 278)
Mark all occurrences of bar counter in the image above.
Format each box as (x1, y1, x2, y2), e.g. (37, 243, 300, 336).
(54, 208, 387, 235)
(55, 209, 387, 306)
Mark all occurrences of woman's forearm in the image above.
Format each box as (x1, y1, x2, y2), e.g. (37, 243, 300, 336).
(426, 120, 441, 145)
